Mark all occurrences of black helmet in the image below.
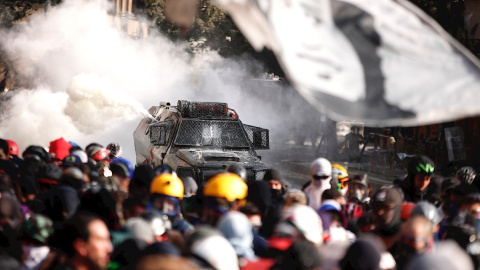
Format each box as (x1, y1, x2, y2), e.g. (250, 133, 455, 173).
(106, 142, 122, 159)
(22, 145, 50, 163)
(407, 155, 435, 176)
(153, 164, 174, 176)
(456, 166, 476, 185)
(226, 163, 247, 182)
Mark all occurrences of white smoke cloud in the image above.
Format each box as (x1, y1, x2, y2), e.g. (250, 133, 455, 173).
(0, 87, 75, 148)
(0, 0, 322, 163)
(0, 0, 196, 160)
(64, 73, 149, 134)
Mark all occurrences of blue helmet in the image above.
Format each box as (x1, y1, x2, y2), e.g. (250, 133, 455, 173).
(110, 157, 134, 178)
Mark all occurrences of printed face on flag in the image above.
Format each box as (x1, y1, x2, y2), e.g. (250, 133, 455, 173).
(212, 0, 480, 127)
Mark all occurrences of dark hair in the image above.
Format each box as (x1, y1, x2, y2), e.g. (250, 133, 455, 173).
(129, 165, 154, 196)
(79, 187, 120, 230)
(0, 139, 8, 156)
(69, 145, 83, 153)
(226, 163, 247, 182)
(239, 201, 261, 216)
(123, 194, 148, 209)
(110, 162, 129, 178)
(321, 188, 342, 201)
(55, 212, 102, 257)
(153, 164, 174, 176)
(85, 143, 103, 154)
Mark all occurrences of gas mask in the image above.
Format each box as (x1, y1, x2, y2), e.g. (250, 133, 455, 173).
(351, 189, 364, 202)
(152, 196, 180, 217)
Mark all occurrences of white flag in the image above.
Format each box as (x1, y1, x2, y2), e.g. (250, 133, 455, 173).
(213, 0, 480, 127)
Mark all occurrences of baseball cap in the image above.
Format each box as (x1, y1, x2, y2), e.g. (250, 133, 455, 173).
(62, 154, 82, 167)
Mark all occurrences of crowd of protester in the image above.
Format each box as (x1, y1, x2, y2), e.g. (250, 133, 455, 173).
(0, 136, 479, 269)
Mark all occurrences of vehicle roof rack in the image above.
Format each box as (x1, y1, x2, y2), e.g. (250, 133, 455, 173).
(177, 100, 229, 118)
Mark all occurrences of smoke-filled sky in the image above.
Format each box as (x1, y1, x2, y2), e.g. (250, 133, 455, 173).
(0, 0, 322, 163)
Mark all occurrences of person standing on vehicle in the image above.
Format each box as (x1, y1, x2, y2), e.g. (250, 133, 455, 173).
(338, 125, 365, 162)
(149, 173, 194, 237)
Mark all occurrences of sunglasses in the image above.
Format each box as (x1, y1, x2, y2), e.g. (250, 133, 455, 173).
(313, 175, 330, 180)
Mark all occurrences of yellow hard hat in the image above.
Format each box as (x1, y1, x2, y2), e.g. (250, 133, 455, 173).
(332, 163, 348, 179)
(150, 173, 184, 199)
(203, 173, 247, 202)
(332, 163, 349, 189)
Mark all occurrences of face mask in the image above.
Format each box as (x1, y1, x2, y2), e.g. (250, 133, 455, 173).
(311, 175, 331, 188)
(271, 189, 283, 199)
(374, 205, 401, 236)
(152, 196, 180, 217)
(414, 189, 425, 199)
(351, 189, 364, 201)
(311, 179, 322, 187)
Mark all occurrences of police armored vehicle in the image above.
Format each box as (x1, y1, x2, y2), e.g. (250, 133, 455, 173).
(133, 100, 269, 184)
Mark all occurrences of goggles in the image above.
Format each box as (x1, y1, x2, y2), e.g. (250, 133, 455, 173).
(339, 177, 349, 190)
(313, 175, 330, 180)
(151, 196, 180, 217)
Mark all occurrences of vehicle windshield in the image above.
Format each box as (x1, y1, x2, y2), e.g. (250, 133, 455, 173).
(174, 119, 251, 148)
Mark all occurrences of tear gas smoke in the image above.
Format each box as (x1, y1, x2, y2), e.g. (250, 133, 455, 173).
(0, 0, 324, 163)
(64, 73, 149, 134)
(0, 0, 193, 160)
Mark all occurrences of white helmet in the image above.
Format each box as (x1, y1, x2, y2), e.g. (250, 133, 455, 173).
(310, 158, 332, 177)
(188, 227, 239, 270)
(281, 204, 324, 246)
(310, 158, 332, 181)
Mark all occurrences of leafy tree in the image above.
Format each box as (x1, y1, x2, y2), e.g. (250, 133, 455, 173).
(138, 0, 280, 74)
